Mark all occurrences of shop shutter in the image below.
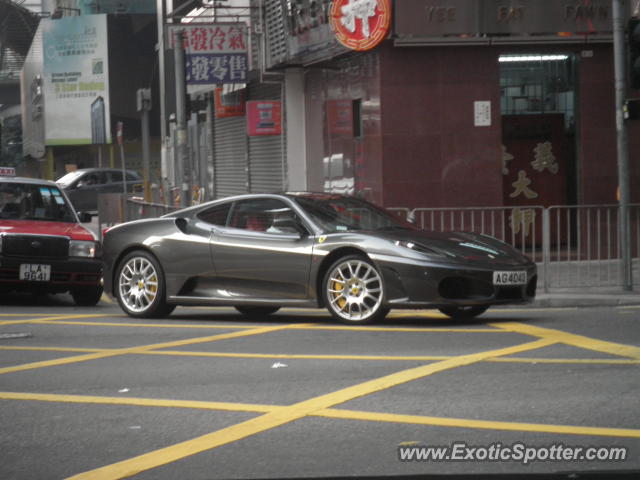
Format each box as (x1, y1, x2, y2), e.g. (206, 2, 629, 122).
(213, 116, 247, 198)
(247, 83, 285, 193)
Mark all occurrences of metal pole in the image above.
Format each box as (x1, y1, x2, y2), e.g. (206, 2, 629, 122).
(613, 0, 632, 290)
(142, 105, 151, 202)
(156, 0, 168, 199)
(205, 92, 214, 199)
(173, 28, 190, 207)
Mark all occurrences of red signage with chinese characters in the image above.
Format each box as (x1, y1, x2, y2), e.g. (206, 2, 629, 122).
(214, 88, 246, 118)
(246, 101, 282, 136)
(329, 0, 391, 51)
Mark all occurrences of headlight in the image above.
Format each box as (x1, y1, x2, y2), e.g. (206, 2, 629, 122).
(69, 240, 98, 258)
(394, 240, 448, 258)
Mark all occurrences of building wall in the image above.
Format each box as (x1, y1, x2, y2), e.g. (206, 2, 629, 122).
(378, 43, 503, 208)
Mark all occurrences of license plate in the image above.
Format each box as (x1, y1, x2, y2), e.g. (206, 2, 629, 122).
(19, 264, 51, 282)
(493, 270, 527, 285)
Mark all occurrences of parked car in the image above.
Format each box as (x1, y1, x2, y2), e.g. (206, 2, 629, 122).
(56, 168, 142, 213)
(0, 176, 103, 305)
(102, 193, 536, 323)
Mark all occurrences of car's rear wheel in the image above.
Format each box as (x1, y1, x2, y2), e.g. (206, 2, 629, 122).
(323, 255, 388, 324)
(71, 286, 103, 306)
(116, 250, 175, 317)
(234, 306, 280, 317)
(438, 305, 489, 319)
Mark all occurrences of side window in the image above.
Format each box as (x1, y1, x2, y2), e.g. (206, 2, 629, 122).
(228, 198, 303, 234)
(109, 171, 123, 183)
(197, 203, 231, 226)
(125, 172, 140, 182)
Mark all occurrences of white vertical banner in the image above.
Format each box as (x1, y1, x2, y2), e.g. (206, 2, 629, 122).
(43, 14, 111, 145)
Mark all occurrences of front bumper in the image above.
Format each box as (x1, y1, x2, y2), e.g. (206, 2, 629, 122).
(376, 256, 537, 308)
(0, 255, 102, 293)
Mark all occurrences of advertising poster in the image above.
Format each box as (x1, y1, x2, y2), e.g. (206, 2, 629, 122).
(246, 101, 282, 136)
(168, 24, 249, 85)
(214, 87, 246, 118)
(43, 15, 111, 145)
(326, 100, 353, 136)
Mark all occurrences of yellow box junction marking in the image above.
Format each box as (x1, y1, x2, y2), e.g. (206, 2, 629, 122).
(0, 325, 294, 376)
(0, 314, 108, 327)
(491, 321, 640, 360)
(66, 338, 554, 480)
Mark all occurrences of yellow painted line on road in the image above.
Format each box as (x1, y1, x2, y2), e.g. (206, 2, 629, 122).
(3, 344, 637, 365)
(287, 324, 507, 333)
(318, 409, 640, 439)
(38, 320, 265, 330)
(0, 324, 293, 376)
(0, 391, 278, 414)
(5, 390, 638, 441)
(491, 322, 640, 360)
(0, 314, 109, 327)
(489, 307, 578, 313)
(67, 338, 554, 480)
(0, 313, 61, 317)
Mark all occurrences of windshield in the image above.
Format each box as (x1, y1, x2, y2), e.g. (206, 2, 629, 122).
(56, 170, 84, 187)
(295, 195, 416, 233)
(0, 183, 77, 223)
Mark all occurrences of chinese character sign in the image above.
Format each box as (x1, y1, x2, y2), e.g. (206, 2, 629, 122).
(329, 0, 391, 51)
(168, 24, 248, 85)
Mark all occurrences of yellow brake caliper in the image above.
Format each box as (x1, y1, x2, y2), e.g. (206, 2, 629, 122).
(333, 274, 346, 309)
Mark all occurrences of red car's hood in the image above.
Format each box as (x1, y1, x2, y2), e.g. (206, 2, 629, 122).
(0, 220, 96, 241)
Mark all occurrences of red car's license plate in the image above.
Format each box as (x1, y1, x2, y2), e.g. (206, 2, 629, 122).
(19, 264, 51, 282)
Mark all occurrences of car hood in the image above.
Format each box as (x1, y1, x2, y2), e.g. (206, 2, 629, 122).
(374, 228, 529, 265)
(0, 220, 96, 241)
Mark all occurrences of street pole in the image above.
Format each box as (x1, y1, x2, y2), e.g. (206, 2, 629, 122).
(173, 28, 190, 207)
(613, 0, 632, 290)
(156, 0, 168, 200)
(137, 88, 152, 202)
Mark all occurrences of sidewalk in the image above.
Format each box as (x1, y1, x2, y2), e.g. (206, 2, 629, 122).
(532, 287, 640, 308)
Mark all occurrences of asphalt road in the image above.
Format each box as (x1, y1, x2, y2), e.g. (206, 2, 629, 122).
(0, 293, 638, 479)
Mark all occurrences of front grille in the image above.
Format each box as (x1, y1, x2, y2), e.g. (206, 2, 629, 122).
(2, 235, 69, 258)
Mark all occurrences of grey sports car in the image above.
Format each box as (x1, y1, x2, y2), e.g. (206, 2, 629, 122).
(102, 193, 536, 324)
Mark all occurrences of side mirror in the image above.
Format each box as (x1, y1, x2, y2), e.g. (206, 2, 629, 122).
(78, 212, 92, 223)
(272, 216, 306, 236)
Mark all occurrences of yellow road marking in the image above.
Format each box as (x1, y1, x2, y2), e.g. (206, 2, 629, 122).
(319, 409, 640, 439)
(3, 389, 638, 440)
(491, 321, 640, 360)
(37, 320, 264, 330)
(0, 392, 277, 414)
(2, 345, 638, 365)
(0, 325, 293, 376)
(0, 314, 108, 326)
(25, 319, 506, 333)
(67, 338, 553, 480)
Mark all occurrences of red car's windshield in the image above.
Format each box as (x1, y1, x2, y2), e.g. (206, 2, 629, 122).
(0, 182, 77, 223)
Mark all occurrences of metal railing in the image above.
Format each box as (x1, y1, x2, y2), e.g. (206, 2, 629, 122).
(122, 198, 639, 291)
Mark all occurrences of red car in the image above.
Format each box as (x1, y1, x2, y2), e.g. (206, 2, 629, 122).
(0, 176, 103, 305)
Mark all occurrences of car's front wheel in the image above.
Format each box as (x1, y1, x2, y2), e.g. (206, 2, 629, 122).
(323, 255, 388, 324)
(71, 286, 103, 306)
(438, 305, 489, 319)
(115, 250, 175, 317)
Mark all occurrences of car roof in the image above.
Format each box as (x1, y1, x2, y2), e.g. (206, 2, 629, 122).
(0, 176, 58, 187)
(67, 168, 139, 175)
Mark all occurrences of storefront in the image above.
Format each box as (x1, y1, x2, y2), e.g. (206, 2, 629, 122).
(263, 0, 638, 210)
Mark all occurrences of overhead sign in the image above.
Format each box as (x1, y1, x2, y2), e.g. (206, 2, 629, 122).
(42, 15, 111, 145)
(168, 23, 248, 85)
(395, 0, 613, 39)
(329, 0, 391, 51)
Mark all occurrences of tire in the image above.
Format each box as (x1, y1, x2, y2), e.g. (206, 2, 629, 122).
(71, 286, 103, 306)
(234, 306, 280, 317)
(438, 305, 489, 319)
(323, 255, 388, 324)
(115, 250, 174, 317)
